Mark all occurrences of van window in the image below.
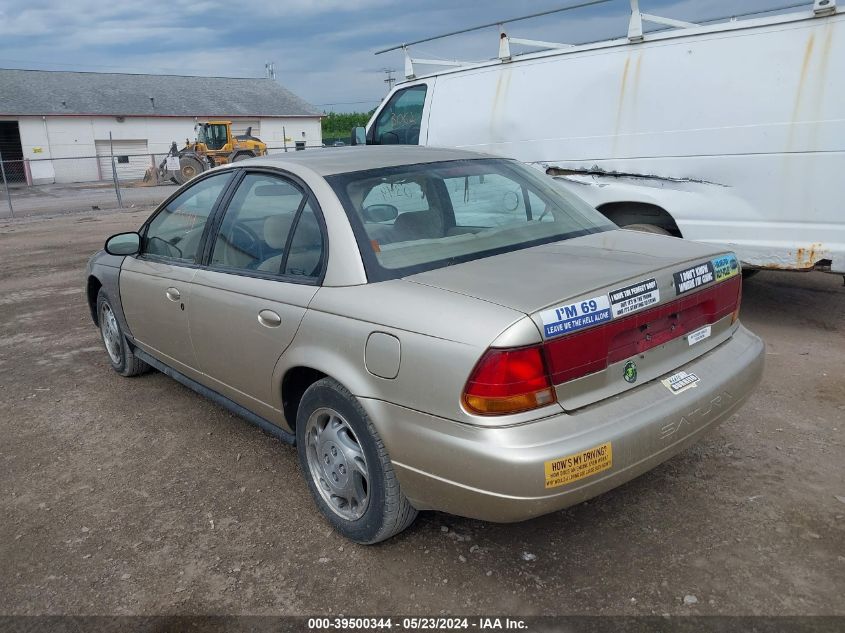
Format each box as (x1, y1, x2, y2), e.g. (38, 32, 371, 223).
(446, 174, 529, 228)
(372, 85, 427, 145)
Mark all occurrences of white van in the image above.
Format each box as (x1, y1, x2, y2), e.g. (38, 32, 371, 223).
(357, 1, 844, 274)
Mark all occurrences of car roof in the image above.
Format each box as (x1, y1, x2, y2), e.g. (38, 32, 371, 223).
(235, 145, 502, 177)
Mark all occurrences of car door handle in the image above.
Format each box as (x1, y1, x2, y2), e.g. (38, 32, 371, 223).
(165, 287, 181, 301)
(258, 309, 282, 328)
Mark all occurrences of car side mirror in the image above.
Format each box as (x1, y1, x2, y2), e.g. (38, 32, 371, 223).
(105, 232, 140, 256)
(362, 204, 399, 223)
(350, 126, 367, 146)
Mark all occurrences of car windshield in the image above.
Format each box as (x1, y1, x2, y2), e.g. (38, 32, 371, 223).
(327, 158, 616, 281)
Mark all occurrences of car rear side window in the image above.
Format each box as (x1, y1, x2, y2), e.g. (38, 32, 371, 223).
(143, 172, 232, 263)
(283, 204, 324, 279)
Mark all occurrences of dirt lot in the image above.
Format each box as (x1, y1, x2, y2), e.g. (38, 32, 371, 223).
(0, 208, 843, 616)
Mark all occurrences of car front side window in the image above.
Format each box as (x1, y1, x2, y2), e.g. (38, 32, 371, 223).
(142, 172, 232, 263)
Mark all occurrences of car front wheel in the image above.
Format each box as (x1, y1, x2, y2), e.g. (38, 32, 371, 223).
(296, 377, 417, 544)
(96, 289, 149, 377)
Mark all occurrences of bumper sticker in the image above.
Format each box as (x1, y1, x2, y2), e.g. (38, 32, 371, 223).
(662, 370, 700, 394)
(539, 295, 612, 339)
(712, 253, 740, 281)
(609, 278, 660, 318)
(544, 442, 613, 489)
(674, 261, 715, 295)
(687, 325, 712, 346)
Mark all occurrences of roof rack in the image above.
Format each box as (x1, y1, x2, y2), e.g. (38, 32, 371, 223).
(377, 0, 835, 79)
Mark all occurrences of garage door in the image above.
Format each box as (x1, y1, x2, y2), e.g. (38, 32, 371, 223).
(95, 139, 150, 182)
(231, 120, 260, 139)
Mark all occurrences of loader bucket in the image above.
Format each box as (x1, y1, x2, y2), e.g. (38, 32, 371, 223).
(142, 166, 159, 186)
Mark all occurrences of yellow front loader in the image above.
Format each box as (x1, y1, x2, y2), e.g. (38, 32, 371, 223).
(146, 121, 268, 185)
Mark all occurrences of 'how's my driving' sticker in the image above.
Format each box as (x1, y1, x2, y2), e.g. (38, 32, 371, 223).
(544, 442, 613, 489)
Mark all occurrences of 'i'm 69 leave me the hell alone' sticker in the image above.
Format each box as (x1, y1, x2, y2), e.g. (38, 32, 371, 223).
(539, 295, 612, 339)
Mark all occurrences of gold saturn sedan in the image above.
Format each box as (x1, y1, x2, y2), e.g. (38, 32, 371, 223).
(86, 146, 764, 543)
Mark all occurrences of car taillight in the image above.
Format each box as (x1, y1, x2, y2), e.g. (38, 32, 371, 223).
(463, 346, 556, 415)
(732, 274, 743, 323)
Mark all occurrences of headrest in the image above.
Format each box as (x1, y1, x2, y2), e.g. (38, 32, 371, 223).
(291, 213, 323, 248)
(264, 214, 294, 250)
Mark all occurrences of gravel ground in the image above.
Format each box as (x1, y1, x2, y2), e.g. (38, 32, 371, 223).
(0, 208, 843, 616)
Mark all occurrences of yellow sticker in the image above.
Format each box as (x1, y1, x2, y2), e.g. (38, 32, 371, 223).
(544, 442, 613, 489)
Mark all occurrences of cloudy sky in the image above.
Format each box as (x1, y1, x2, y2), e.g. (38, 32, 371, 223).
(0, 0, 799, 112)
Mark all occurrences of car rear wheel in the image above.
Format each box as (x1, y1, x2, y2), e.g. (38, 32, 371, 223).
(296, 378, 417, 544)
(96, 289, 150, 377)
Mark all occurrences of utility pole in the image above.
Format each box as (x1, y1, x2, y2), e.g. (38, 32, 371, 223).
(265, 62, 276, 80)
(383, 68, 396, 92)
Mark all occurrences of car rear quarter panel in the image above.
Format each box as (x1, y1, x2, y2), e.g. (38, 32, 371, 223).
(272, 281, 561, 430)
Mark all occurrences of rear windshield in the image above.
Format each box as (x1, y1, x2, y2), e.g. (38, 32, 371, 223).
(327, 158, 616, 281)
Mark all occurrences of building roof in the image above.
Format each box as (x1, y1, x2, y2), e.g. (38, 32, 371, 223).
(0, 69, 321, 117)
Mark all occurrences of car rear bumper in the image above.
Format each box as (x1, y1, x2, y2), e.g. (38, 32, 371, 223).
(360, 324, 764, 523)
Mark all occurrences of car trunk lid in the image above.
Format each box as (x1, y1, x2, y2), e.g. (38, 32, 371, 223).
(408, 230, 742, 410)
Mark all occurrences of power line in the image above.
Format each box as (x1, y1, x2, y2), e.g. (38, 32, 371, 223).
(375, 0, 613, 55)
(316, 99, 381, 106)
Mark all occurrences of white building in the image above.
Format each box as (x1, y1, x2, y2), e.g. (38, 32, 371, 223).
(0, 69, 323, 185)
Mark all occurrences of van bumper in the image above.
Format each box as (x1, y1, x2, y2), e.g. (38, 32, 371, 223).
(360, 325, 764, 523)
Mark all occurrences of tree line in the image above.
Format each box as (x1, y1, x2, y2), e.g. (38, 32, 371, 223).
(321, 111, 374, 141)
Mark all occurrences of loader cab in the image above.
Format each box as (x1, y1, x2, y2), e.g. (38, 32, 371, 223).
(197, 122, 231, 151)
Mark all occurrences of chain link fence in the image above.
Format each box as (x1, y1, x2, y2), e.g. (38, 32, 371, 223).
(0, 142, 326, 219)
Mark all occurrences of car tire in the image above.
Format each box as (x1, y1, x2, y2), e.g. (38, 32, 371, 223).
(296, 377, 417, 544)
(96, 289, 150, 377)
(622, 223, 673, 236)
